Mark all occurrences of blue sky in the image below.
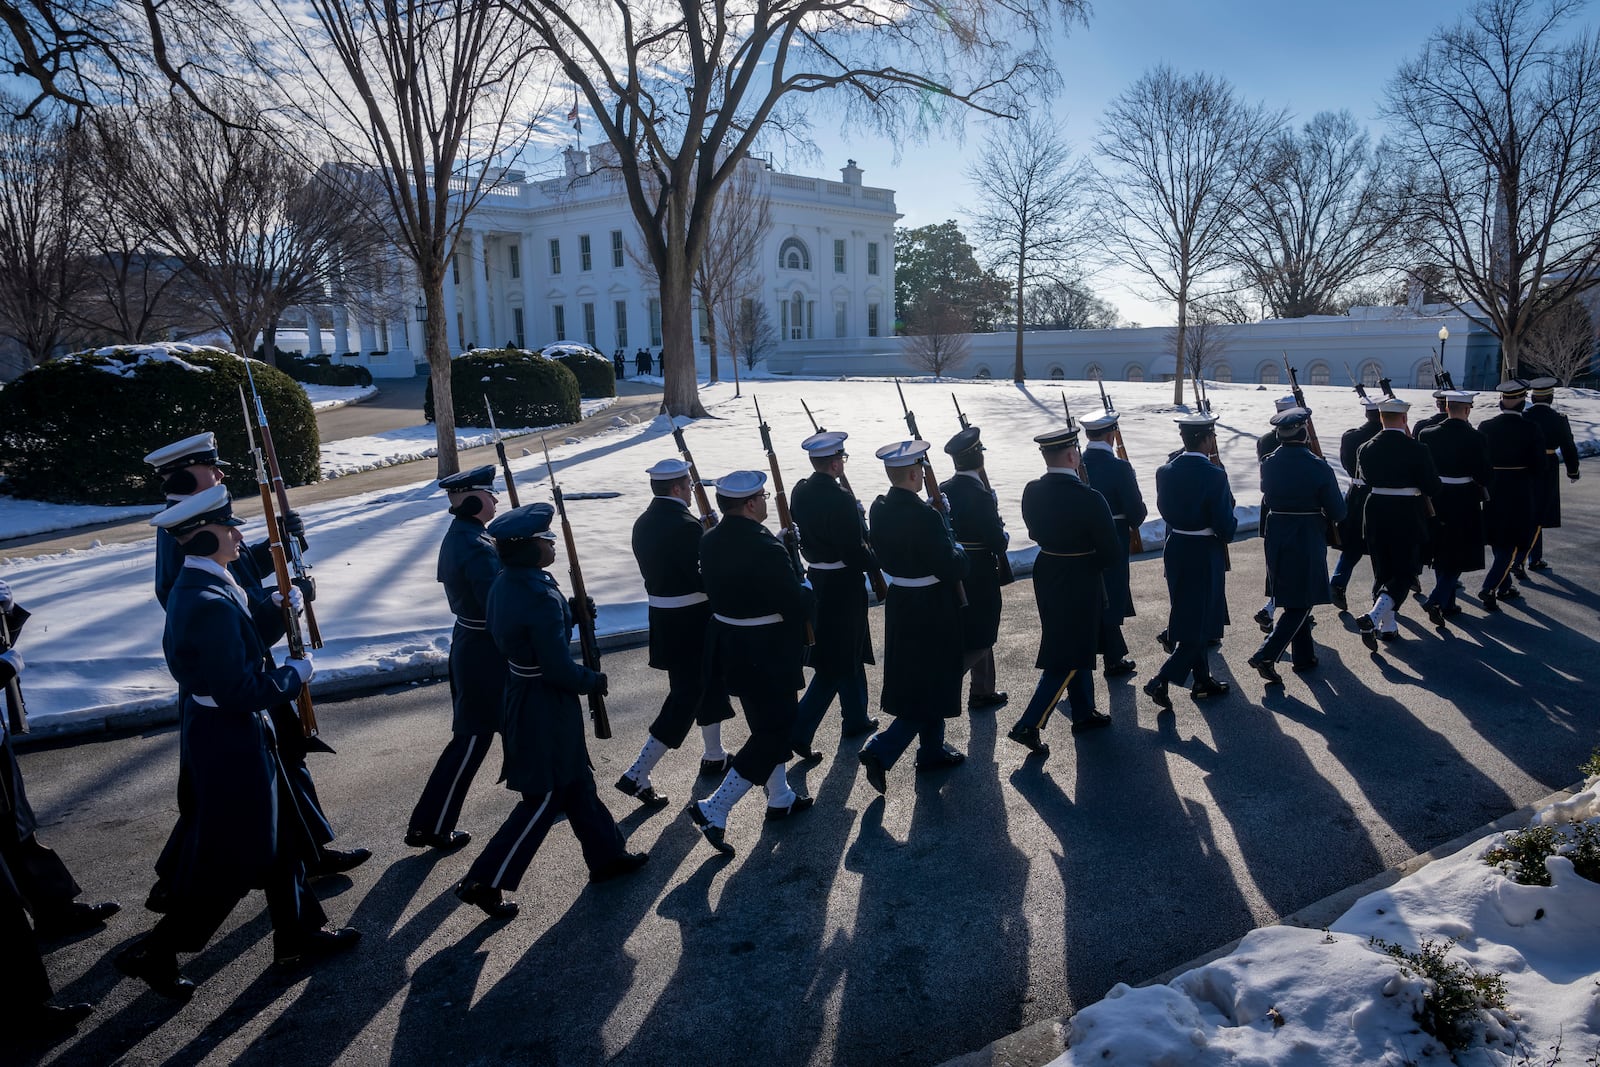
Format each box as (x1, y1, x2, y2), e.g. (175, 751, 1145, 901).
(800, 0, 1479, 324)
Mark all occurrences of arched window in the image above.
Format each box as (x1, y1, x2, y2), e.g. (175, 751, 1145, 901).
(1048, 365, 1065, 380)
(1213, 363, 1233, 383)
(1358, 360, 1382, 387)
(1084, 362, 1103, 380)
(1258, 362, 1280, 385)
(1413, 360, 1433, 388)
(779, 237, 810, 271)
(1125, 364, 1145, 383)
(974, 365, 992, 379)
(1308, 361, 1330, 387)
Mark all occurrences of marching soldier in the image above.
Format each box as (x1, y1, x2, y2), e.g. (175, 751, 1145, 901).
(1081, 414, 1146, 677)
(1006, 425, 1120, 755)
(1414, 388, 1450, 435)
(143, 434, 366, 910)
(789, 432, 881, 756)
(453, 504, 645, 919)
(1353, 396, 1442, 647)
(0, 852, 94, 1041)
(1144, 413, 1237, 709)
(1520, 377, 1581, 574)
(688, 472, 816, 855)
(1329, 396, 1383, 611)
(117, 487, 359, 999)
(939, 426, 1009, 710)
(616, 459, 735, 808)
(1251, 396, 1299, 631)
(1417, 391, 1491, 625)
(1246, 409, 1345, 682)
(858, 442, 969, 793)
(405, 466, 503, 852)
(1478, 381, 1546, 609)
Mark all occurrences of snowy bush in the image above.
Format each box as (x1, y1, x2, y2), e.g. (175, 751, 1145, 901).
(422, 347, 580, 428)
(0, 344, 318, 504)
(283, 354, 373, 388)
(548, 345, 616, 399)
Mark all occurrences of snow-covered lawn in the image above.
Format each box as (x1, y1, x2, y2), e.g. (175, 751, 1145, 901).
(301, 382, 378, 411)
(0, 498, 164, 541)
(319, 396, 621, 477)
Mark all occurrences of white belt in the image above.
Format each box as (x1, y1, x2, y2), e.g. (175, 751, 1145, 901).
(807, 560, 848, 571)
(883, 573, 940, 587)
(455, 616, 486, 631)
(1439, 476, 1475, 485)
(1170, 527, 1216, 537)
(1110, 514, 1127, 520)
(714, 612, 784, 627)
(193, 695, 218, 707)
(508, 662, 543, 678)
(957, 542, 995, 552)
(1546, 449, 1558, 454)
(648, 592, 709, 608)
(1268, 510, 1322, 516)
(1348, 479, 1367, 488)
(1369, 487, 1421, 496)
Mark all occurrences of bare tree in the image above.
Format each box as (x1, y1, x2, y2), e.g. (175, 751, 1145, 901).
(1168, 304, 1235, 380)
(498, 0, 1089, 418)
(904, 305, 973, 379)
(732, 298, 778, 374)
(696, 163, 772, 386)
(1523, 294, 1596, 383)
(1231, 111, 1409, 319)
(1385, 0, 1600, 381)
(1026, 275, 1120, 329)
(966, 116, 1091, 382)
(1091, 66, 1283, 404)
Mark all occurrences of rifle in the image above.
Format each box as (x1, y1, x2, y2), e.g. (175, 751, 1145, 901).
(240, 385, 320, 741)
(1190, 373, 1232, 571)
(951, 394, 1017, 584)
(541, 435, 611, 739)
(484, 396, 522, 509)
(753, 397, 815, 643)
(1, 606, 28, 734)
(670, 424, 718, 529)
(1343, 361, 1372, 405)
(1094, 372, 1145, 554)
(894, 380, 967, 605)
(801, 399, 888, 600)
(244, 361, 321, 649)
(1282, 354, 1341, 547)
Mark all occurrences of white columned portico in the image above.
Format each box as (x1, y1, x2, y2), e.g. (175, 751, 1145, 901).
(333, 308, 349, 357)
(520, 231, 539, 346)
(304, 309, 322, 356)
(470, 229, 491, 350)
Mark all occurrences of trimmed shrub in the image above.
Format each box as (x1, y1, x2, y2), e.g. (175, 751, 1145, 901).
(284, 354, 373, 388)
(0, 344, 319, 505)
(551, 347, 617, 398)
(423, 348, 580, 428)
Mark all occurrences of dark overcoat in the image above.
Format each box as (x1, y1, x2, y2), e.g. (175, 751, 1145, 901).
(700, 515, 814, 704)
(1022, 470, 1119, 672)
(1524, 402, 1579, 528)
(1081, 443, 1147, 621)
(438, 515, 507, 735)
(1418, 418, 1491, 574)
(869, 486, 969, 722)
(791, 471, 877, 673)
(1336, 416, 1383, 550)
(940, 471, 1006, 650)
(0, 605, 37, 841)
(488, 565, 601, 796)
(1356, 429, 1442, 551)
(1260, 442, 1346, 610)
(1480, 410, 1546, 548)
(1155, 453, 1237, 644)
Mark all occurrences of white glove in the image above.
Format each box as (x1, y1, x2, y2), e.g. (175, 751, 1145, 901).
(940, 493, 952, 513)
(272, 587, 306, 615)
(0, 579, 12, 612)
(801, 578, 814, 591)
(287, 655, 314, 685)
(0, 649, 23, 676)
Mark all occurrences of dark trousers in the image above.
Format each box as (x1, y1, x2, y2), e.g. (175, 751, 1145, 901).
(0, 877, 50, 1006)
(0, 833, 80, 920)
(1013, 669, 1094, 732)
(1329, 547, 1365, 590)
(1518, 527, 1545, 565)
(463, 774, 625, 892)
(1426, 570, 1462, 611)
(732, 692, 799, 785)
(791, 664, 871, 751)
(649, 663, 730, 749)
(1369, 542, 1418, 607)
(1155, 641, 1212, 687)
(1253, 607, 1314, 665)
(1484, 545, 1520, 594)
(1100, 624, 1129, 666)
(409, 731, 494, 837)
(145, 857, 326, 956)
(962, 648, 998, 700)
(864, 716, 946, 770)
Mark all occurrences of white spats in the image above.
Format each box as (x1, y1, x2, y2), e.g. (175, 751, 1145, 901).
(764, 762, 796, 809)
(700, 723, 727, 761)
(1369, 592, 1398, 632)
(625, 735, 670, 789)
(697, 770, 754, 828)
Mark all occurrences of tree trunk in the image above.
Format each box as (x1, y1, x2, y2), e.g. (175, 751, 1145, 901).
(659, 254, 708, 417)
(1172, 295, 1188, 406)
(422, 271, 459, 478)
(1012, 256, 1026, 383)
(705, 305, 720, 385)
(263, 318, 286, 371)
(1500, 331, 1518, 383)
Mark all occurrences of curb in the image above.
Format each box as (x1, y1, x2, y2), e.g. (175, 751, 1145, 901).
(937, 782, 1582, 1067)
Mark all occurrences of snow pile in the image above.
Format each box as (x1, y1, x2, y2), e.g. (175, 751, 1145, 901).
(301, 383, 378, 411)
(56, 343, 223, 376)
(1054, 779, 1600, 1066)
(0, 498, 164, 541)
(540, 340, 604, 359)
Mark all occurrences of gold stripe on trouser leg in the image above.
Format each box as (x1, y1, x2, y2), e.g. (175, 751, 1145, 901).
(1037, 670, 1077, 731)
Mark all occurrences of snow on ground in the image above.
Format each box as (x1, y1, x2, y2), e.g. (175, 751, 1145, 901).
(3, 377, 1598, 730)
(318, 396, 619, 477)
(1053, 781, 1600, 1065)
(0, 498, 164, 541)
(301, 382, 378, 411)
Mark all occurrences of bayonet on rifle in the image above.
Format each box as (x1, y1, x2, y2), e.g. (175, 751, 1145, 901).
(541, 435, 610, 739)
(485, 396, 522, 509)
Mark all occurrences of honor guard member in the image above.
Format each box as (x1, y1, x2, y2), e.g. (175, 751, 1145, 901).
(1253, 396, 1301, 630)
(1415, 388, 1451, 435)
(939, 426, 1010, 710)
(143, 434, 366, 907)
(0, 583, 121, 939)
(616, 459, 735, 808)
(454, 504, 645, 919)
(1417, 391, 1491, 624)
(1246, 409, 1346, 682)
(1144, 412, 1237, 709)
(1478, 380, 1547, 609)
(858, 442, 970, 793)
(1353, 396, 1442, 646)
(1329, 396, 1383, 610)
(1520, 377, 1580, 573)
(1006, 425, 1121, 754)
(1081, 413, 1147, 677)
(405, 466, 503, 851)
(789, 431, 881, 756)
(688, 471, 817, 855)
(117, 487, 359, 999)
(0, 853, 94, 1041)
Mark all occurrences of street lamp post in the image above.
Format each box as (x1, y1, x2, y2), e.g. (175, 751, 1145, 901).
(415, 300, 428, 323)
(1438, 325, 1449, 384)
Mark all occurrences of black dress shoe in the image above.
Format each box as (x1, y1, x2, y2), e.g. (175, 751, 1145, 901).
(9, 1001, 93, 1039)
(1425, 602, 1446, 627)
(1442, 604, 1464, 617)
(1357, 612, 1379, 650)
(1156, 629, 1175, 654)
(698, 754, 733, 778)
(1006, 725, 1050, 756)
(1378, 630, 1400, 643)
(1290, 657, 1319, 674)
(309, 848, 372, 879)
(1479, 590, 1500, 612)
(589, 852, 649, 882)
(405, 828, 472, 851)
(1246, 655, 1283, 685)
(1409, 576, 1423, 594)
(1498, 585, 1523, 600)
(454, 880, 519, 919)
(275, 926, 361, 967)
(792, 746, 825, 764)
(1512, 564, 1529, 582)
(765, 794, 816, 819)
(968, 692, 1009, 711)
(858, 749, 888, 794)
(841, 717, 880, 739)
(114, 941, 196, 1001)
(1190, 678, 1230, 699)
(614, 774, 671, 809)
(34, 899, 120, 938)
(1530, 559, 1551, 571)
(685, 802, 736, 855)
(1103, 659, 1137, 678)
(1143, 678, 1173, 709)
(915, 743, 967, 769)
(1070, 712, 1113, 734)
(1330, 585, 1348, 611)
(1253, 607, 1273, 634)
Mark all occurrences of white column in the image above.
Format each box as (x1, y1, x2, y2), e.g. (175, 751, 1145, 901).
(304, 308, 323, 356)
(470, 229, 491, 350)
(520, 231, 539, 345)
(333, 308, 349, 357)
(359, 319, 377, 354)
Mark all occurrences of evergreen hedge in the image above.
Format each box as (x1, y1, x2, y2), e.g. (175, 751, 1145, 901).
(423, 348, 581, 428)
(0, 345, 319, 505)
(288, 355, 373, 388)
(550, 347, 617, 399)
